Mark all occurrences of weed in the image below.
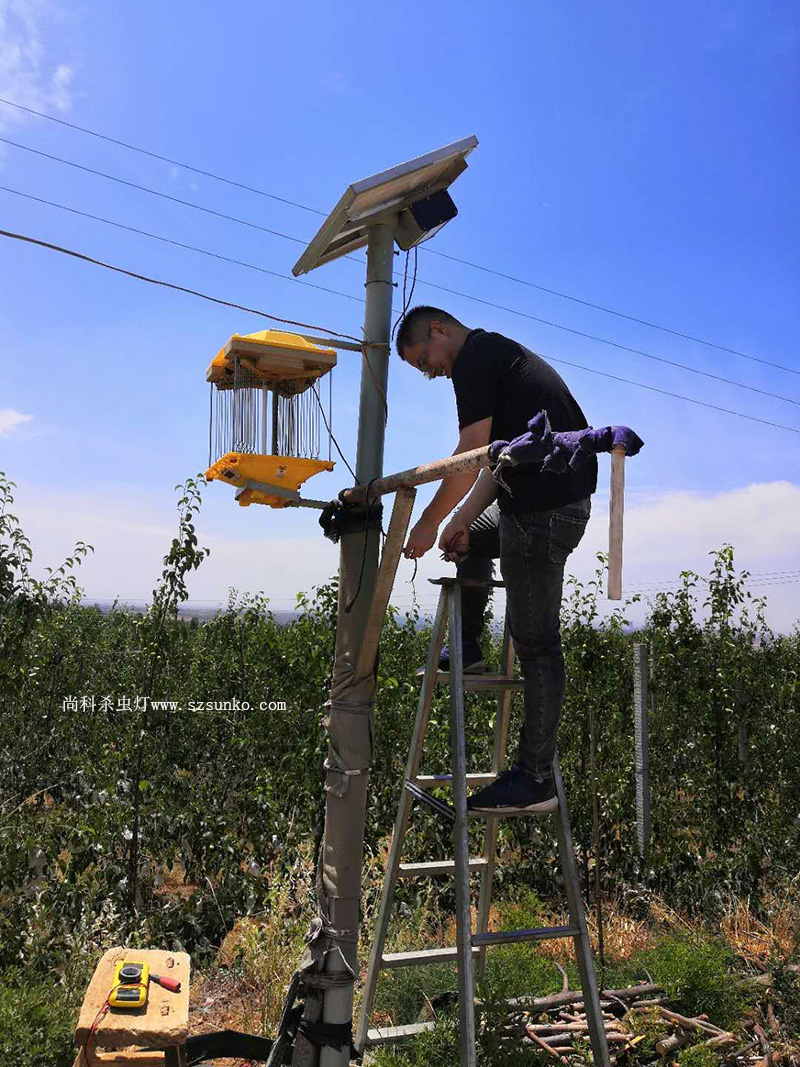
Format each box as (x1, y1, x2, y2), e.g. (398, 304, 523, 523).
(0, 970, 76, 1067)
(638, 934, 745, 1030)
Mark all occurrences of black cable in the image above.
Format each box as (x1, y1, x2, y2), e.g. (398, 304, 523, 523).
(417, 276, 800, 407)
(5, 131, 798, 395)
(4, 223, 799, 436)
(2, 93, 788, 377)
(0, 136, 312, 245)
(3, 170, 795, 408)
(0, 226, 362, 342)
(309, 380, 356, 481)
(536, 350, 800, 435)
(0, 94, 327, 217)
(424, 246, 800, 376)
(0, 184, 364, 305)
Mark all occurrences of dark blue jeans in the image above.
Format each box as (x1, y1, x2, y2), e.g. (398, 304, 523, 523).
(456, 499, 591, 780)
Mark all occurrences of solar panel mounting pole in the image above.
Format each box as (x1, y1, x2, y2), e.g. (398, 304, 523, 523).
(317, 221, 394, 1067)
(290, 138, 477, 1067)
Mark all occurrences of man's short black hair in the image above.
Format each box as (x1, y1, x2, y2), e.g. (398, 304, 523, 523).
(395, 305, 463, 358)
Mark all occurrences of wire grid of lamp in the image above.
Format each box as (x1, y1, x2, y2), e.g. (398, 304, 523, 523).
(205, 330, 336, 507)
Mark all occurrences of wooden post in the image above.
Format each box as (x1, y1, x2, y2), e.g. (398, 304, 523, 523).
(607, 446, 626, 600)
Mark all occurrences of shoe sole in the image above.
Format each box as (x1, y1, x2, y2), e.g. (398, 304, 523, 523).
(415, 662, 488, 678)
(468, 797, 558, 815)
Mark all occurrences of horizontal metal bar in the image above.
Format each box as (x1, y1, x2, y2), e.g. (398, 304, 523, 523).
(398, 858, 488, 876)
(381, 947, 479, 968)
(237, 479, 300, 502)
(472, 925, 580, 947)
(365, 1022, 436, 1046)
(433, 673, 524, 691)
(298, 333, 363, 353)
(413, 773, 496, 789)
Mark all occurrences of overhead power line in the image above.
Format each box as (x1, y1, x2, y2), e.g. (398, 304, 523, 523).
(0, 95, 327, 217)
(2, 224, 799, 438)
(0, 226, 361, 342)
(1, 173, 798, 411)
(0, 95, 794, 378)
(423, 247, 799, 376)
(0, 136, 312, 247)
(0, 183, 364, 306)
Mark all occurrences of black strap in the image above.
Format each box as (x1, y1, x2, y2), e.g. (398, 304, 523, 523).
(319, 495, 383, 543)
(297, 1017, 355, 1054)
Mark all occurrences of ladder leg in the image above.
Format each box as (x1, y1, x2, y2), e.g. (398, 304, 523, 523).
(552, 755, 612, 1067)
(448, 583, 478, 1067)
(474, 616, 515, 980)
(355, 589, 450, 1052)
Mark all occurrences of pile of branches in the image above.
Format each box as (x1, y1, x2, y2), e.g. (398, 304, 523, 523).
(494, 970, 664, 1062)
(486, 965, 799, 1065)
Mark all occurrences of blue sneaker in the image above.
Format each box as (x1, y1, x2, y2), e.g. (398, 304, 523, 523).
(467, 765, 558, 815)
(438, 642, 486, 674)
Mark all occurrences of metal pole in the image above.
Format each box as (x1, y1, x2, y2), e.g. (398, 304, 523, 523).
(633, 644, 650, 859)
(271, 387, 279, 454)
(318, 221, 394, 1067)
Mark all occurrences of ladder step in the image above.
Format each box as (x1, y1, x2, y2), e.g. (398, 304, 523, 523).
(365, 1022, 436, 1046)
(434, 673, 525, 691)
(398, 858, 489, 876)
(472, 925, 580, 947)
(413, 773, 496, 789)
(381, 946, 480, 968)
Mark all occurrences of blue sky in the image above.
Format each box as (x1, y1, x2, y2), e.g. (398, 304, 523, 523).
(1, 1, 799, 626)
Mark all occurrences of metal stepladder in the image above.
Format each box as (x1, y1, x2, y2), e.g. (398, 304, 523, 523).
(355, 577, 611, 1067)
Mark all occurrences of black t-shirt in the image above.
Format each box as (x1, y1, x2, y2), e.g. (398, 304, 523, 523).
(451, 329, 597, 513)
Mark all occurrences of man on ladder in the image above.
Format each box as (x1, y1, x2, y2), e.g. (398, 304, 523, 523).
(398, 306, 596, 815)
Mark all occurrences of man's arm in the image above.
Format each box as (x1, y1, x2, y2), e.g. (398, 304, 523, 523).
(403, 417, 492, 559)
(438, 467, 499, 560)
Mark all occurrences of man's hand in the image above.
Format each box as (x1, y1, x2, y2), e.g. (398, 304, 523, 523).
(404, 516, 438, 559)
(439, 514, 470, 562)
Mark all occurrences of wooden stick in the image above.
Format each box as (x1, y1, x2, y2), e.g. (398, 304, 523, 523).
(607, 445, 626, 600)
(525, 1026, 566, 1060)
(505, 981, 661, 1012)
(353, 486, 416, 679)
(660, 1007, 726, 1036)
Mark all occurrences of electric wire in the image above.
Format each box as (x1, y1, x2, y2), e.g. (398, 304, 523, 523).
(0, 226, 362, 343)
(0, 95, 328, 217)
(3, 225, 799, 437)
(0, 183, 364, 304)
(0, 136, 314, 246)
(417, 276, 800, 408)
(423, 247, 800, 377)
(4, 180, 796, 413)
(1, 93, 790, 378)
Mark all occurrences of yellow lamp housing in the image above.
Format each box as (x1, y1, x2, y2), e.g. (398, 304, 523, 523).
(205, 330, 337, 508)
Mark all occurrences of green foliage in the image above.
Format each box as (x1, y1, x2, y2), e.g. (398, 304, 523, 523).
(639, 935, 744, 1030)
(677, 1041, 720, 1067)
(0, 969, 76, 1067)
(0, 470, 798, 1059)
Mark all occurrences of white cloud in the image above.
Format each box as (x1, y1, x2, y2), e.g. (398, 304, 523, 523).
(0, 407, 32, 435)
(0, 0, 75, 133)
(8, 479, 800, 632)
